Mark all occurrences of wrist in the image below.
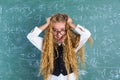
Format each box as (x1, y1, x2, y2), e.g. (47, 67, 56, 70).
(45, 23, 49, 26)
(68, 22, 72, 26)
(68, 23, 76, 29)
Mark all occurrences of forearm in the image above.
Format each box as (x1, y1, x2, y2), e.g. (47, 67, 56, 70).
(27, 27, 43, 51)
(75, 25, 91, 52)
(74, 24, 91, 36)
(38, 23, 49, 31)
(69, 23, 85, 32)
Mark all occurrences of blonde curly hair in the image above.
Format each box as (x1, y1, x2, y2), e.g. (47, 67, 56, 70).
(38, 13, 93, 80)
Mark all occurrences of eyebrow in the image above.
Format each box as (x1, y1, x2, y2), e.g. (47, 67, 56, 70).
(52, 28, 66, 30)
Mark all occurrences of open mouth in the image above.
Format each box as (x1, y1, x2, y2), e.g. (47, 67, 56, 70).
(56, 37, 62, 42)
(55, 35, 64, 43)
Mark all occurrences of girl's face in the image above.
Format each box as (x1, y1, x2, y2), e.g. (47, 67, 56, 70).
(52, 22, 66, 44)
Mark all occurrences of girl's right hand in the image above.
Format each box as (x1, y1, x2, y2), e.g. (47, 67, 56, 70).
(38, 17, 51, 30)
(46, 17, 51, 25)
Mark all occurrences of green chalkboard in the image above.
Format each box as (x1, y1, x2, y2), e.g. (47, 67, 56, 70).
(0, 0, 120, 80)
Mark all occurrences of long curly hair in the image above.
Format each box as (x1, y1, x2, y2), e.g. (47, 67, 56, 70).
(38, 13, 93, 80)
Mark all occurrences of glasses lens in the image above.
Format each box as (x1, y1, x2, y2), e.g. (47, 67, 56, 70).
(53, 28, 66, 35)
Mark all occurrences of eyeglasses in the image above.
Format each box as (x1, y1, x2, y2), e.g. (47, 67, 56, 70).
(52, 28, 67, 35)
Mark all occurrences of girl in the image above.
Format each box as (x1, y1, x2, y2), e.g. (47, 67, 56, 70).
(27, 13, 92, 80)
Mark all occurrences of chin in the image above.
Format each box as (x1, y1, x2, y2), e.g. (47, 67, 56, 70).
(57, 41, 62, 44)
(54, 38, 65, 44)
(55, 40, 62, 44)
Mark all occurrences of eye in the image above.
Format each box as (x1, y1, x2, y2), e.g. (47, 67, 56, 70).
(61, 29, 65, 31)
(61, 29, 66, 32)
(52, 28, 57, 32)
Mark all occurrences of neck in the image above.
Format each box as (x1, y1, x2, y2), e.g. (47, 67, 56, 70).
(58, 43, 62, 46)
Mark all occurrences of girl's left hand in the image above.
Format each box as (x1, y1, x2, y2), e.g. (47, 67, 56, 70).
(67, 17, 73, 25)
(67, 17, 76, 29)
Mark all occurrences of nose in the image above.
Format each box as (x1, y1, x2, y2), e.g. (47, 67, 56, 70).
(56, 32, 62, 38)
